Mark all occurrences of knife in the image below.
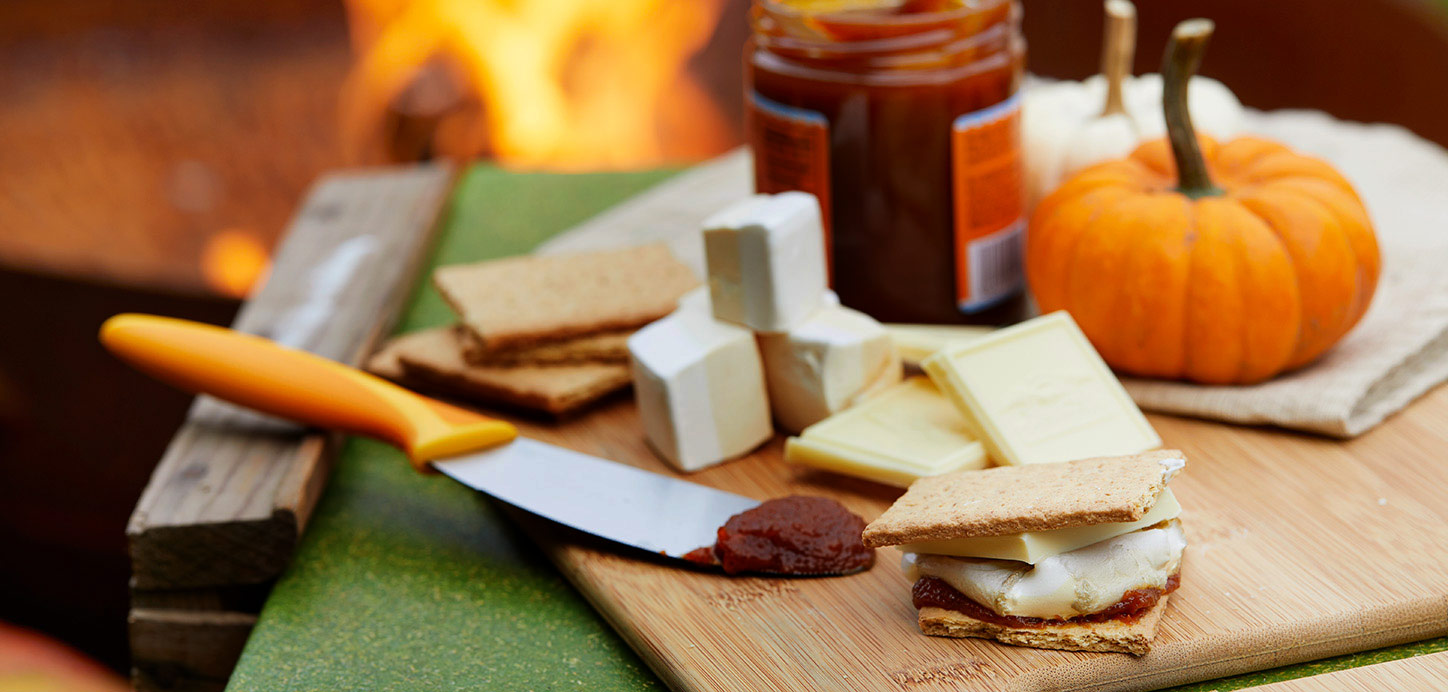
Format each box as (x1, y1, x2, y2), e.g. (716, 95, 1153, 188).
(99, 314, 758, 561)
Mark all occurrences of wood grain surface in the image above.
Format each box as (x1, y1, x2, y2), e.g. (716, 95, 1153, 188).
(499, 378, 1448, 692)
(126, 164, 455, 686)
(129, 163, 454, 590)
(1251, 651, 1448, 690)
(126, 163, 454, 690)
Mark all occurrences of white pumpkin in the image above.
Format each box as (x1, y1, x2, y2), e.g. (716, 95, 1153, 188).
(1122, 73, 1244, 141)
(1021, 1, 1244, 208)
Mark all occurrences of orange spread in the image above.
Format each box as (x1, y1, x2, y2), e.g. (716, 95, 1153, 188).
(747, 0, 1027, 322)
(684, 496, 875, 575)
(911, 573, 1181, 628)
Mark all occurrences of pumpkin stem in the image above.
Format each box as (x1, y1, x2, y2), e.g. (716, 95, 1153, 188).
(1099, 0, 1136, 117)
(1163, 19, 1223, 198)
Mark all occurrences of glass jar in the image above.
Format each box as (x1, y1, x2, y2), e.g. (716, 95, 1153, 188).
(746, 0, 1027, 324)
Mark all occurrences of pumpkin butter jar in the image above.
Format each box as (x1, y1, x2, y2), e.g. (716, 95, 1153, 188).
(746, 0, 1027, 324)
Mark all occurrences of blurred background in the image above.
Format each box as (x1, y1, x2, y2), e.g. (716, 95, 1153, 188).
(2, 0, 1446, 687)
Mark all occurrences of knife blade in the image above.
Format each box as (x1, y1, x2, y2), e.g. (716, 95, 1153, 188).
(99, 314, 756, 561)
(435, 438, 756, 557)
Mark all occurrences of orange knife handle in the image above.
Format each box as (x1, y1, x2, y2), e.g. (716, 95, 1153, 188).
(99, 313, 517, 470)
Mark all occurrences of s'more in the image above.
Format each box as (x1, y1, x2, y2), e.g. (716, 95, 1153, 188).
(862, 450, 1187, 655)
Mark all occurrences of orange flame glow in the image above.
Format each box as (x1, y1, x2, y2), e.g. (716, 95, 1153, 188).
(340, 0, 732, 171)
(201, 230, 270, 298)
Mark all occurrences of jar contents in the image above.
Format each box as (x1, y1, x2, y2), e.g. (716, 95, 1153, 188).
(683, 495, 876, 576)
(747, 0, 1027, 324)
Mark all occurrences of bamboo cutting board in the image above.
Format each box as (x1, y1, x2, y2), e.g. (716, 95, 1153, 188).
(490, 115, 1448, 689)
(1253, 651, 1448, 691)
(500, 386, 1448, 692)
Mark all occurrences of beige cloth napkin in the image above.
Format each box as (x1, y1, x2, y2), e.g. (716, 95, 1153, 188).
(540, 110, 1448, 438)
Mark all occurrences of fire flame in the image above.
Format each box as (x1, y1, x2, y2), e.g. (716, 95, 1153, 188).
(340, 0, 731, 170)
(201, 230, 270, 298)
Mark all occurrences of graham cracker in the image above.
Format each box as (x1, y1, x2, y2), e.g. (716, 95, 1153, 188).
(862, 450, 1184, 548)
(917, 595, 1169, 656)
(434, 244, 699, 350)
(366, 328, 630, 417)
(457, 326, 631, 366)
(366, 340, 409, 381)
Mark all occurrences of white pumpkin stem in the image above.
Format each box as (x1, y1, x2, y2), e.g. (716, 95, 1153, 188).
(1163, 18, 1223, 198)
(1100, 0, 1136, 117)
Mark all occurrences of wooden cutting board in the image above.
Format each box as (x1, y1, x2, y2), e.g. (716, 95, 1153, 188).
(500, 383, 1448, 692)
(496, 115, 1448, 689)
(1253, 651, 1448, 691)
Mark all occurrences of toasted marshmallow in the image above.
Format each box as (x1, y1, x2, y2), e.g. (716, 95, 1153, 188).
(904, 520, 1186, 620)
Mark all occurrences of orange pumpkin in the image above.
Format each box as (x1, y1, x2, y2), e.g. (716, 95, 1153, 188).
(1025, 19, 1379, 385)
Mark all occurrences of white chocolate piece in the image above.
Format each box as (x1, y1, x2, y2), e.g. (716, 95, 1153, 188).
(885, 323, 995, 366)
(759, 305, 899, 433)
(628, 309, 771, 472)
(922, 311, 1161, 466)
(702, 192, 828, 333)
(904, 520, 1187, 620)
(785, 377, 988, 487)
(897, 490, 1181, 564)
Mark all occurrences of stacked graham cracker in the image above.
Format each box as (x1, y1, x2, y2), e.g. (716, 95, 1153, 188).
(368, 244, 700, 417)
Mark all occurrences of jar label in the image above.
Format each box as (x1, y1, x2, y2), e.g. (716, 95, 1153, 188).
(951, 93, 1025, 313)
(747, 91, 832, 276)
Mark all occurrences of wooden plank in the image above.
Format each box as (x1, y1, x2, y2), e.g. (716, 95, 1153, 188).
(130, 607, 257, 680)
(133, 667, 228, 692)
(129, 583, 272, 692)
(130, 582, 272, 613)
(127, 163, 454, 590)
(1251, 651, 1448, 691)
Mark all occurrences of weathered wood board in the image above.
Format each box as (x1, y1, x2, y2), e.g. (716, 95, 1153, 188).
(503, 381, 1448, 692)
(129, 163, 454, 590)
(127, 163, 454, 692)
